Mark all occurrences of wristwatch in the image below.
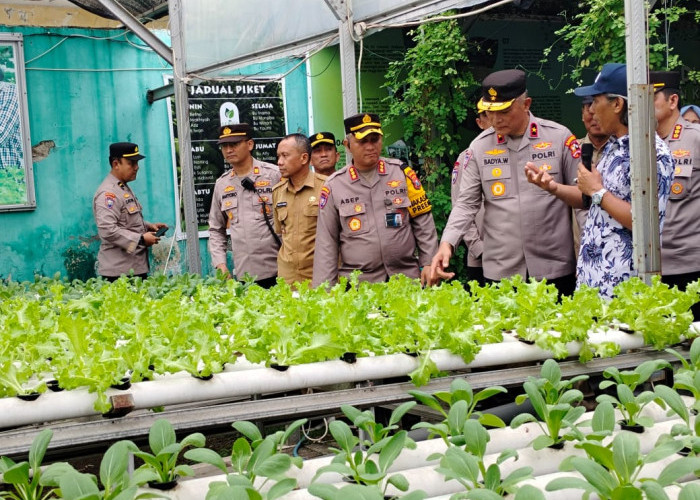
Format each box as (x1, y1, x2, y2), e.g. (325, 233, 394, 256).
(592, 188, 608, 206)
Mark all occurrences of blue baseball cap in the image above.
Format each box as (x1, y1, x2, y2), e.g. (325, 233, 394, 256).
(574, 63, 627, 98)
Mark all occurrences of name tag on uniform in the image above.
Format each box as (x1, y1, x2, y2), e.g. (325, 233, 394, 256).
(385, 212, 403, 228)
(276, 202, 287, 207)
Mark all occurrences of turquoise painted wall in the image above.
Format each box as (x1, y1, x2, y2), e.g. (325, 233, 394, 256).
(0, 27, 309, 281)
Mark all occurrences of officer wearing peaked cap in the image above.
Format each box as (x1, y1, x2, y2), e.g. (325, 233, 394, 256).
(431, 69, 581, 296)
(208, 123, 281, 288)
(650, 71, 700, 319)
(309, 131, 340, 177)
(93, 142, 167, 280)
(312, 113, 439, 287)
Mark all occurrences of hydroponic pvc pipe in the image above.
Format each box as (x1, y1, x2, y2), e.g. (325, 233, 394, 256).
(0, 329, 648, 428)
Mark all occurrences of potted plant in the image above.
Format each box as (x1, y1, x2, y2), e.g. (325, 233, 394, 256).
(49, 440, 165, 499)
(433, 420, 534, 497)
(596, 359, 670, 432)
(184, 418, 306, 499)
(313, 402, 418, 496)
(409, 378, 507, 446)
(0, 429, 75, 500)
(135, 418, 205, 489)
(546, 431, 700, 499)
(511, 359, 588, 449)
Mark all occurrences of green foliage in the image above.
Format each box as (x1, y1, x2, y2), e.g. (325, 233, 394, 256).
(314, 403, 421, 496)
(184, 418, 306, 499)
(541, 0, 694, 88)
(409, 378, 507, 446)
(62, 241, 98, 282)
(547, 431, 700, 499)
(133, 419, 205, 485)
(0, 272, 697, 410)
(383, 13, 479, 282)
(596, 359, 671, 428)
(511, 359, 588, 449)
(0, 429, 70, 500)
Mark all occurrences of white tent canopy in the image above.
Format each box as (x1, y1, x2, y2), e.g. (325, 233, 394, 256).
(181, 0, 492, 78)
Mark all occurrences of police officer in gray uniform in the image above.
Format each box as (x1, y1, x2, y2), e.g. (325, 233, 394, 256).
(650, 71, 700, 319)
(312, 113, 438, 287)
(93, 142, 166, 281)
(431, 69, 581, 295)
(208, 123, 281, 288)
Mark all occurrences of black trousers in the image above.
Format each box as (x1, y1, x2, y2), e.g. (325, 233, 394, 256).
(101, 273, 148, 282)
(662, 271, 700, 321)
(484, 272, 576, 300)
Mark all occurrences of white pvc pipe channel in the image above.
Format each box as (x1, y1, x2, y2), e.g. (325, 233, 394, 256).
(142, 415, 688, 500)
(0, 329, 647, 428)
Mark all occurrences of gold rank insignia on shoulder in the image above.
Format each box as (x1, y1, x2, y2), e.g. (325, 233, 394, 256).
(672, 124, 683, 140)
(253, 167, 260, 175)
(348, 166, 359, 181)
(529, 123, 539, 138)
(378, 160, 386, 174)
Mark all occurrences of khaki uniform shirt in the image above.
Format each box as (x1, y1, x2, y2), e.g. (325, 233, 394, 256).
(661, 118, 700, 275)
(312, 157, 439, 287)
(93, 173, 149, 277)
(272, 169, 327, 284)
(452, 148, 485, 267)
(442, 113, 579, 280)
(208, 158, 281, 280)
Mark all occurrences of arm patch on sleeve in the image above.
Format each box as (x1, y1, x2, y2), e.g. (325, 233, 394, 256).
(565, 135, 582, 159)
(403, 166, 432, 217)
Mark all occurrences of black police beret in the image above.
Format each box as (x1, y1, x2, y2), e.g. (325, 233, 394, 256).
(218, 123, 253, 144)
(650, 71, 681, 92)
(344, 113, 383, 139)
(478, 69, 527, 111)
(309, 131, 336, 148)
(109, 142, 144, 160)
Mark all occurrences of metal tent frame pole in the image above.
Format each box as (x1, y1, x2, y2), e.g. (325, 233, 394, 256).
(169, 0, 202, 274)
(625, 0, 660, 284)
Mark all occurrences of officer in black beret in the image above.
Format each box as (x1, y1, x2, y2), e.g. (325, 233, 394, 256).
(433, 68, 582, 297)
(93, 142, 167, 281)
(312, 112, 438, 287)
(208, 122, 281, 287)
(650, 71, 700, 319)
(309, 131, 340, 176)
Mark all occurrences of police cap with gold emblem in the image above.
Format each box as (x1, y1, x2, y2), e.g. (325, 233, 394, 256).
(344, 113, 383, 140)
(478, 69, 526, 112)
(650, 71, 681, 93)
(110, 142, 145, 160)
(309, 131, 336, 149)
(217, 123, 253, 144)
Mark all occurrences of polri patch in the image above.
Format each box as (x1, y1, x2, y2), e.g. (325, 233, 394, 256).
(319, 186, 330, 209)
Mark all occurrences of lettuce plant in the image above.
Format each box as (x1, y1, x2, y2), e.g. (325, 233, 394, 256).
(547, 431, 700, 499)
(596, 359, 670, 429)
(184, 419, 306, 500)
(313, 403, 417, 495)
(409, 378, 507, 445)
(134, 419, 205, 486)
(511, 359, 588, 449)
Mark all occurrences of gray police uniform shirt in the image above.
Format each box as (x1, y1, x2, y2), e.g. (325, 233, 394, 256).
(312, 157, 439, 287)
(452, 147, 485, 268)
(442, 113, 579, 281)
(208, 158, 281, 280)
(93, 172, 149, 277)
(661, 118, 700, 275)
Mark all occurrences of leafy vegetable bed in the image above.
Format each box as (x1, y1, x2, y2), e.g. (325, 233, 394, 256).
(1, 273, 698, 413)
